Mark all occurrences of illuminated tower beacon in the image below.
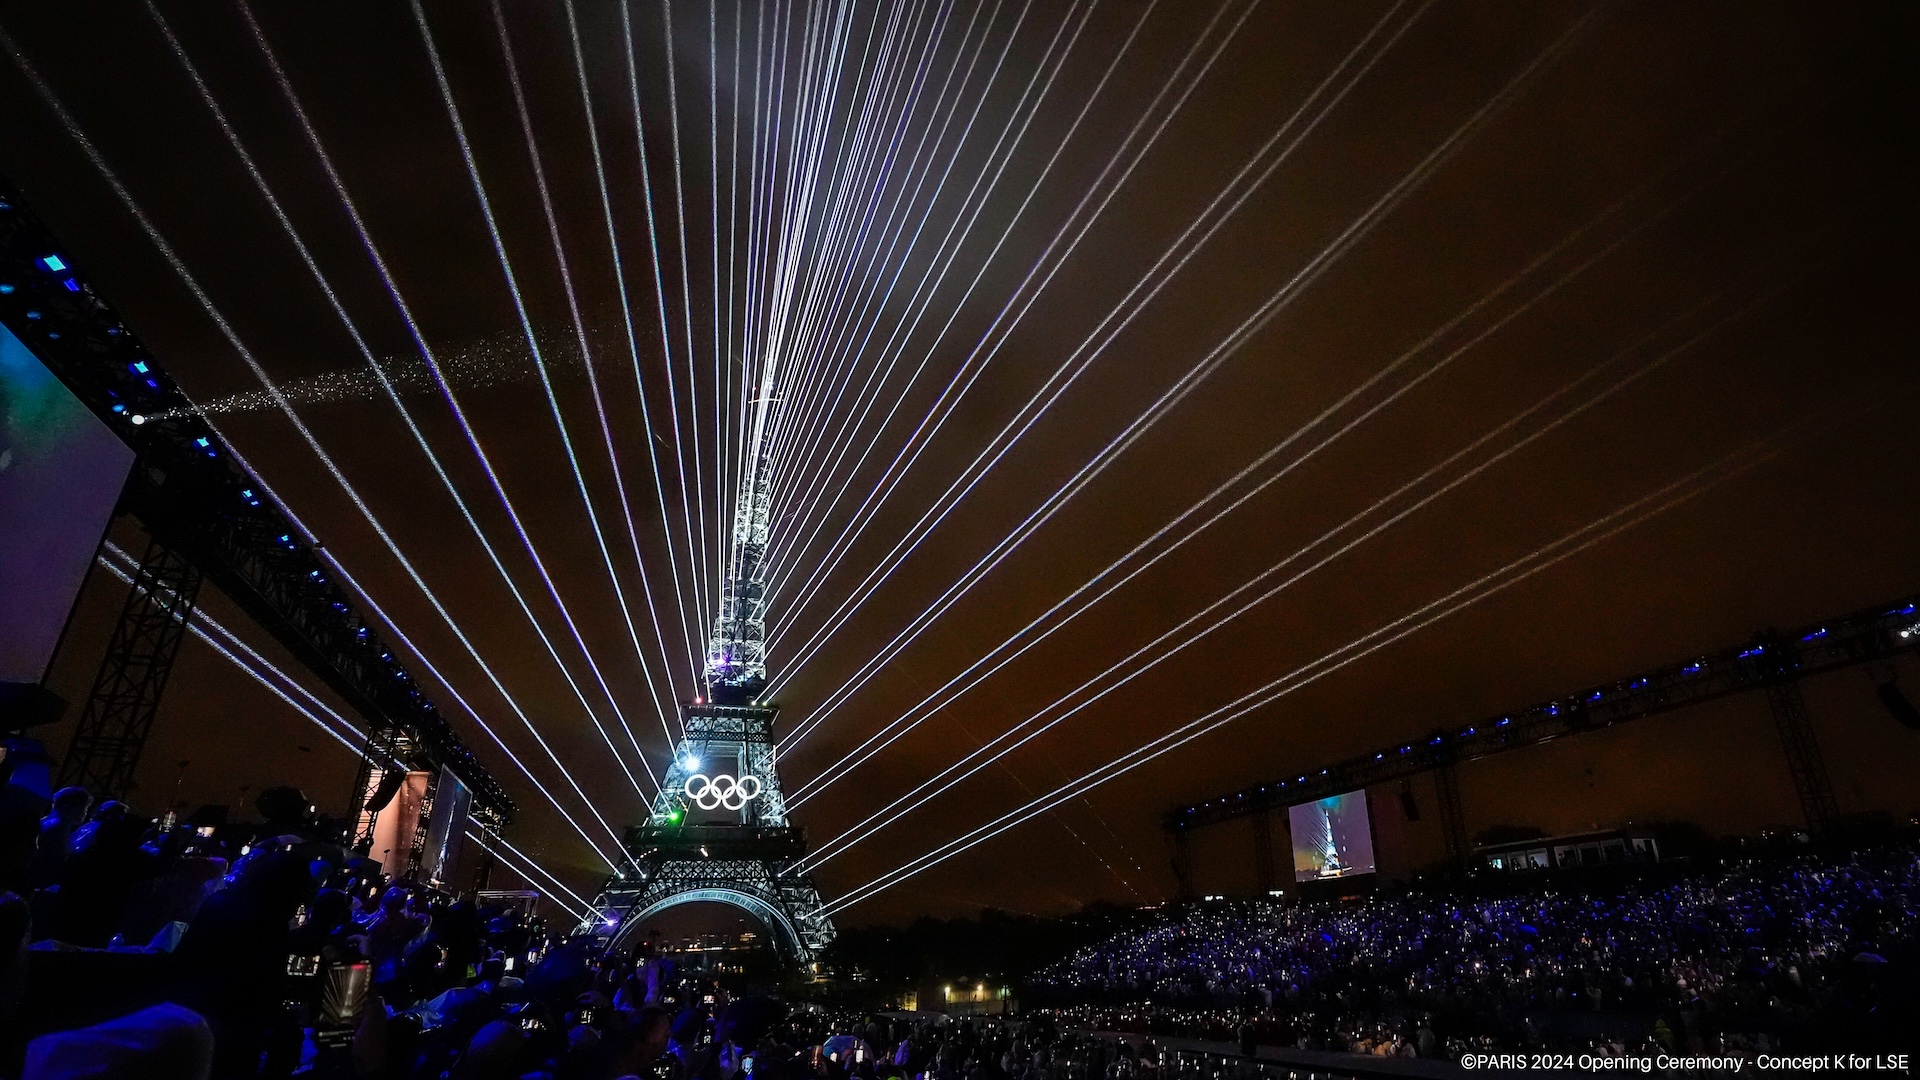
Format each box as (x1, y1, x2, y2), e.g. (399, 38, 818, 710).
(585, 360, 835, 965)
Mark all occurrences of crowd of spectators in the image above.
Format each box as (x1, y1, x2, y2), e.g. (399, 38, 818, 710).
(779, 1014, 1162, 1080)
(0, 770, 1149, 1080)
(1033, 846, 1920, 1057)
(0, 775, 610, 1078)
(4, 755, 1918, 1074)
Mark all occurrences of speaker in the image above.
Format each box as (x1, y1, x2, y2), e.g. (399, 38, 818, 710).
(363, 769, 407, 814)
(1877, 680, 1920, 731)
(1399, 785, 1421, 821)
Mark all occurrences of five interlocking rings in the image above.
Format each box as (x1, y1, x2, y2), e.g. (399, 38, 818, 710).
(682, 772, 763, 811)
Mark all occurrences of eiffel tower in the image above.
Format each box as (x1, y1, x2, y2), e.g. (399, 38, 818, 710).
(585, 369, 834, 964)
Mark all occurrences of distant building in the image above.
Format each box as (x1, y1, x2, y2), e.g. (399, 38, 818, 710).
(904, 978, 1016, 1015)
(1479, 828, 1662, 873)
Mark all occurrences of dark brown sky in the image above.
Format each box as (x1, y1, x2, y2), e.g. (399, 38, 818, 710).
(6, 0, 1918, 926)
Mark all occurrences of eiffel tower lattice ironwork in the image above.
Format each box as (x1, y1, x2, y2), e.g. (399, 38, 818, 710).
(585, 699, 835, 962)
(585, 340, 834, 962)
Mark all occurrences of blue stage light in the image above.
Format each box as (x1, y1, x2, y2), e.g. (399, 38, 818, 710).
(62, 279, 80, 292)
(0, 284, 13, 293)
(39, 254, 66, 271)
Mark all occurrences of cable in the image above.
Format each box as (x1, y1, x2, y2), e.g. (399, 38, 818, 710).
(1, 21, 628, 864)
(774, 3, 1597, 741)
(765, 0, 1446, 705)
(96, 544, 591, 911)
(176, 0, 661, 799)
(489, 0, 679, 760)
(787, 113, 1753, 802)
(618, 0, 716, 676)
(798, 266, 1784, 868)
(822, 436, 1794, 914)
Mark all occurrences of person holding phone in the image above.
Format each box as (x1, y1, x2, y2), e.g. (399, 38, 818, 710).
(171, 848, 318, 1078)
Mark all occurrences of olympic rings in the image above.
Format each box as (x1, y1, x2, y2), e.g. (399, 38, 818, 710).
(682, 772, 763, 811)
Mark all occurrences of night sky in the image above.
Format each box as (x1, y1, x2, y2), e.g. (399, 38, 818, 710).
(4, 0, 1917, 925)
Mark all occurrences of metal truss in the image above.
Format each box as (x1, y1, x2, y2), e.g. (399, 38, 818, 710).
(348, 724, 417, 852)
(598, 858, 836, 961)
(1249, 809, 1276, 894)
(0, 177, 512, 824)
(56, 534, 203, 797)
(586, 701, 835, 962)
(1763, 678, 1840, 834)
(706, 410, 775, 699)
(1170, 593, 1920, 837)
(647, 704, 792, 827)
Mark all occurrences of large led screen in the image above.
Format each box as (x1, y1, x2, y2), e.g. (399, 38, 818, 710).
(419, 766, 473, 885)
(0, 320, 134, 682)
(1289, 789, 1378, 882)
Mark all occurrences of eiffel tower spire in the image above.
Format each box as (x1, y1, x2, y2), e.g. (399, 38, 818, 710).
(703, 417, 772, 703)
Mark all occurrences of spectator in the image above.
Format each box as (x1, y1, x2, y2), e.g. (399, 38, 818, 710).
(27, 785, 89, 888)
(0, 753, 46, 891)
